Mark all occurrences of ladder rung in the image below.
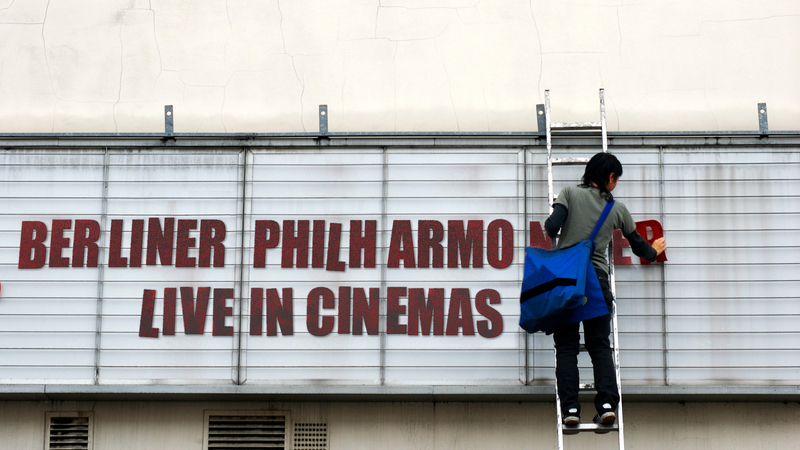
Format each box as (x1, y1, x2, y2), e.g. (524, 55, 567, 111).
(562, 423, 619, 434)
(579, 383, 595, 391)
(551, 122, 602, 130)
(552, 157, 591, 165)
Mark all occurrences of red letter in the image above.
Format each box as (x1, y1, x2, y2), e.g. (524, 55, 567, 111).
(49, 219, 71, 268)
(445, 288, 475, 336)
(326, 223, 345, 272)
(282, 220, 309, 268)
(307, 287, 335, 336)
(387, 220, 416, 268)
(199, 219, 226, 267)
(163, 287, 177, 335)
(138, 289, 159, 338)
(181, 286, 210, 334)
(253, 220, 280, 268)
(267, 288, 293, 336)
(130, 219, 144, 267)
(250, 288, 264, 335)
(447, 220, 483, 268)
(387, 287, 408, 335)
(311, 220, 326, 268)
(213, 288, 234, 336)
(612, 229, 631, 266)
(418, 221, 444, 268)
(487, 219, 513, 269)
(528, 221, 553, 250)
(108, 220, 127, 267)
(146, 218, 174, 266)
(72, 220, 100, 268)
(338, 286, 351, 334)
(175, 219, 197, 267)
(349, 220, 377, 268)
(408, 288, 445, 336)
(636, 220, 668, 264)
(18, 221, 47, 269)
(353, 288, 379, 335)
(475, 289, 503, 338)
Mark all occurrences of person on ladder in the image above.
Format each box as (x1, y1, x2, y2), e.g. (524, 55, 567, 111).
(544, 152, 667, 429)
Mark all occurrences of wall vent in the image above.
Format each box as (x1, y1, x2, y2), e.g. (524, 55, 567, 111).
(45, 412, 93, 450)
(204, 411, 288, 450)
(293, 423, 328, 450)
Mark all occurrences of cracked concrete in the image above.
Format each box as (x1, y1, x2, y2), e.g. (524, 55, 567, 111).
(0, 0, 798, 133)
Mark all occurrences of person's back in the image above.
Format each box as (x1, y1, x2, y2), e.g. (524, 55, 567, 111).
(544, 152, 666, 431)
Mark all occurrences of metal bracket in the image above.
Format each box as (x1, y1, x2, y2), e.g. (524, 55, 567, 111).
(536, 104, 545, 132)
(164, 105, 174, 135)
(758, 103, 768, 135)
(319, 105, 328, 135)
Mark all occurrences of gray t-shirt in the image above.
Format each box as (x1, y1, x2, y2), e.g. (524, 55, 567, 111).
(554, 185, 637, 274)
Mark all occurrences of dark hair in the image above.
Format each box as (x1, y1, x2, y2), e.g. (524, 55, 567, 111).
(580, 152, 623, 199)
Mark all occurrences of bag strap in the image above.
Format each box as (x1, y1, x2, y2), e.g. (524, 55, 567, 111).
(589, 200, 615, 242)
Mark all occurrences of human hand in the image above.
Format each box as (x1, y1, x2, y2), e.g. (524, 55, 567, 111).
(652, 237, 667, 256)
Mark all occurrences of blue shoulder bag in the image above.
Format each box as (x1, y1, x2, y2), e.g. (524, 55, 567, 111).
(519, 200, 614, 334)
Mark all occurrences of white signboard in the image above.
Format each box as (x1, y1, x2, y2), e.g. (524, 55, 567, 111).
(1, 145, 797, 388)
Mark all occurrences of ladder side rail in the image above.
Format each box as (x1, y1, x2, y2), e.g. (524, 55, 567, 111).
(546, 89, 566, 450)
(600, 89, 608, 153)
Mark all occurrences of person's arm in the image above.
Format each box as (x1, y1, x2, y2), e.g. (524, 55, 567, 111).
(544, 204, 568, 238)
(624, 231, 667, 262)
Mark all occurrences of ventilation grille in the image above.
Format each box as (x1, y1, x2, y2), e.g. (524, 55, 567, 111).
(208, 415, 286, 450)
(293, 423, 328, 450)
(48, 416, 90, 450)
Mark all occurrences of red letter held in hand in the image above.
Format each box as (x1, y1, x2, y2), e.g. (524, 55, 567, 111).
(635, 220, 668, 264)
(19, 221, 47, 269)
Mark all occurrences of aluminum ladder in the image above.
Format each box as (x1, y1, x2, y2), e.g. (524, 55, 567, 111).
(545, 89, 625, 450)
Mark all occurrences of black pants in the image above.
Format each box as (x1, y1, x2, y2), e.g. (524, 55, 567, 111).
(553, 267, 619, 417)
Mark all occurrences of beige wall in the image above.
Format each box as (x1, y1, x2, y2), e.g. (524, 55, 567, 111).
(0, 0, 798, 133)
(3, 400, 798, 450)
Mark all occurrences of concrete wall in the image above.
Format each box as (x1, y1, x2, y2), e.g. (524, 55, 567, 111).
(0, 0, 798, 133)
(2, 400, 798, 450)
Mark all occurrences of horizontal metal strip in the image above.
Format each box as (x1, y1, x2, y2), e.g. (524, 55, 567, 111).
(2, 383, 798, 401)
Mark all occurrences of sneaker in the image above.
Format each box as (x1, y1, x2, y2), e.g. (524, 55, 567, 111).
(564, 415, 580, 426)
(592, 411, 616, 434)
(563, 408, 580, 435)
